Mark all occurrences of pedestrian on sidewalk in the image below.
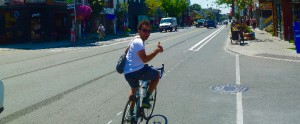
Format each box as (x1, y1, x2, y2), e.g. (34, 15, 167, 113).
(238, 26, 245, 45)
(98, 24, 105, 40)
(252, 18, 257, 29)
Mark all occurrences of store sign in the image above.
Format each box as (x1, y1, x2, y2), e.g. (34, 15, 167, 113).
(291, 0, 300, 3)
(0, 0, 10, 5)
(0, 0, 5, 5)
(67, 4, 74, 9)
(26, 0, 45, 3)
(259, 2, 272, 10)
(101, 8, 114, 15)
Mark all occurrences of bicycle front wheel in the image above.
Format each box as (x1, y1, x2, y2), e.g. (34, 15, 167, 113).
(143, 88, 157, 120)
(121, 100, 133, 124)
(121, 97, 143, 124)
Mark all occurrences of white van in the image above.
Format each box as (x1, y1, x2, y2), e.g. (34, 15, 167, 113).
(159, 17, 178, 32)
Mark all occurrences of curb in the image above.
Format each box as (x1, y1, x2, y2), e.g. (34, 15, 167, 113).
(225, 33, 300, 63)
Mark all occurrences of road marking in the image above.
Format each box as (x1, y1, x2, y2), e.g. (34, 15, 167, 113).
(107, 120, 112, 124)
(189, 26, 224, 51)
(117, 111, 122, 116)
(236, 55, 244, 124)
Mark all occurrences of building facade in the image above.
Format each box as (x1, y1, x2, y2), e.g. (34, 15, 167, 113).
(0, 0, 73, 44)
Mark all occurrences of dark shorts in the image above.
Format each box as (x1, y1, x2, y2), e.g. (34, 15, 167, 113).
(124, 65, 159, 88)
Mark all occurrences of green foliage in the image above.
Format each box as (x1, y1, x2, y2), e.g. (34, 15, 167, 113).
(265, 24, 273, 33)
(232, 23, 252, 33)
(216, 0, 232, 6)
(151, 25, 157, 32)
(289, 40, 295, 46)
(288, 47, 296, 50)
(190, 3, 201, 11)
(289, 40, 294, 44)
(159, 0, 188, 18)
(65, 0, 72, 4)
(216, 0, 252, 19)
(125, 28, 131, 32)
(145, 0, 161, 16)
(115, 3, 128, 19)
(245, 26, 252, 33)
(88, 0, 104, 15)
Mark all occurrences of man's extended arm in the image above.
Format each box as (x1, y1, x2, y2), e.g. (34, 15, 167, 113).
(138, 42, 163, 63)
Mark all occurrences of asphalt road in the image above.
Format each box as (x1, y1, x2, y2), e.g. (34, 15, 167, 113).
(0, 26, 299, 124)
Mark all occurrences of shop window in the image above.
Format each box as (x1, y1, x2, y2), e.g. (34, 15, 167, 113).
(261, 10, 272, 18)
(4, 12, 16, 28)
(292, 3, 300, 21)
(2, 12, 16, 42)
(31, 15, 42, 40)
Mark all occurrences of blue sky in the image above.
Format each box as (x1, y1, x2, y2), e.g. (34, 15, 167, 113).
(190, 0, 230, 14)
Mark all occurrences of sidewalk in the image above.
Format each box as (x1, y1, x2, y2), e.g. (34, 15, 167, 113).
(0, 33, 136, 55)
(226, 28, 300, 63)
(1, 28, 300, 63)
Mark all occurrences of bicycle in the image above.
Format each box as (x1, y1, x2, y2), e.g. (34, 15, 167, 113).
(121, 64, 165, 124)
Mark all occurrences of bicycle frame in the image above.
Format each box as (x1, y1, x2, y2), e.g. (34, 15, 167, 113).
(122, 64, 164, 124)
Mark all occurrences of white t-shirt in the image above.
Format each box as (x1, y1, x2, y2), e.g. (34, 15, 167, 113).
(124, 36, 145, 74)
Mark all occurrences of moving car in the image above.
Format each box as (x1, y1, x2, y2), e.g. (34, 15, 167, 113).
(159, 17, 178, 32)
(206, 20, 217, 28)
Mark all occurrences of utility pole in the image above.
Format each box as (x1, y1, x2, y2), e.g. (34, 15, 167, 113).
(74, 0, 76, 27)
(232, 0, 234, 17)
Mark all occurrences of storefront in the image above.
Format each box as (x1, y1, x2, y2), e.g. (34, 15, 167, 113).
(0, 7, 29, 44)
(100, 7, 115, 34)
(291, 0, 300, 40)
(0, 1, 72, 45)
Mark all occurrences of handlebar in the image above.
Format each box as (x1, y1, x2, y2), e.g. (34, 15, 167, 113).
(156, 64, 164, 79)
(146, 64, 164, 79)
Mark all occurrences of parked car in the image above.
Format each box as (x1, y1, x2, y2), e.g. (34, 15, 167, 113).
(0, 80, 4, 114)
(159, 17, 178, 32)
(206, 20, 217, 28)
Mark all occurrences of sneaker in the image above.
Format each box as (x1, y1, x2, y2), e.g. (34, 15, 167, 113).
(142, 97, 151, 109)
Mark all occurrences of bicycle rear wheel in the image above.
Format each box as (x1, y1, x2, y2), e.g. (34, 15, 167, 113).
(143, 88, 157, 120)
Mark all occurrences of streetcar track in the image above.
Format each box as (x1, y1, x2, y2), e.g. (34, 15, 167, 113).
(0, 70, 116, 124)
(0, 28, 223, 123)
(0, 47, 124, 80)
(0, 30, 188, 65)
(1, 28, 214, 81)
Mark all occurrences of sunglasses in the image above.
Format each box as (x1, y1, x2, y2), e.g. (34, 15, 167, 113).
(141, 29, 151, 33)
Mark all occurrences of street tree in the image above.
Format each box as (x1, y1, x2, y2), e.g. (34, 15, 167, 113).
(145, 0, 162, 17)
(88, 0, 104, 16)
(216, 0, 252, 20)
(160, 0, 188, 18)
(190, 3, 202, 11)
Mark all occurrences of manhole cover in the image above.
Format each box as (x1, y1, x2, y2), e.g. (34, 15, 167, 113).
(210, 84, 248, 94)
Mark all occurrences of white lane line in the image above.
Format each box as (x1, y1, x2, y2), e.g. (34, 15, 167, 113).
(189, 26, 224, 51)
(107, 120, 112, 124)
(236, 55, 243, 124)
(236, 55, 241, 85)
(117, 111, 122, 116)
(194, 27, 224, 51)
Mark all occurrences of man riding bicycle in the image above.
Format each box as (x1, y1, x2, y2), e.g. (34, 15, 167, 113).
(123, 21, 163, 116)
(98, 24, 105, 39)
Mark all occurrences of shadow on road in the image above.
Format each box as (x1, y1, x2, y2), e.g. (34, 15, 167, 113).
(146, 114, 168, 124)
